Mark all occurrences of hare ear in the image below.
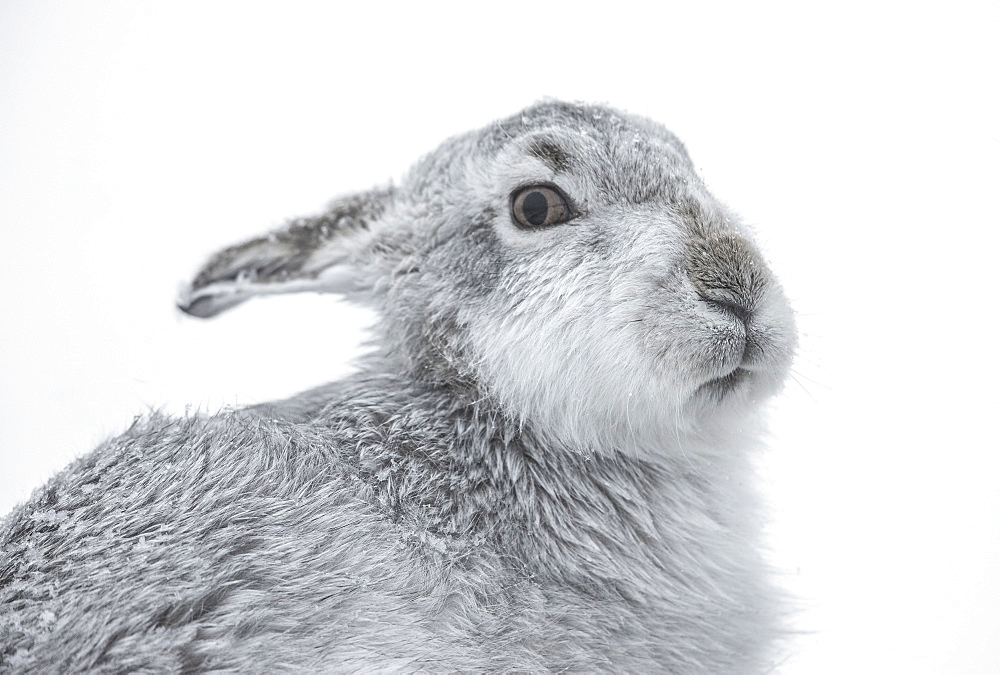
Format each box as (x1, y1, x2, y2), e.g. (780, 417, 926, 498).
(178, 187, 395, 318)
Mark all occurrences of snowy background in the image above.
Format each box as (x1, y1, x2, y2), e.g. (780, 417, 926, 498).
(1, 2, 997, 672)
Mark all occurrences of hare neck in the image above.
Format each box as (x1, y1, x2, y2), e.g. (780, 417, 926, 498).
(272, 372, 760, 573)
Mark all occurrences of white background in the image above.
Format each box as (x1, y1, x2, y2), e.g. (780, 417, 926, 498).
(1, 2, 997, 672)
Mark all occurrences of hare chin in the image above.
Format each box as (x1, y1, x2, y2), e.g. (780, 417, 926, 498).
(695, 367, 752, 400)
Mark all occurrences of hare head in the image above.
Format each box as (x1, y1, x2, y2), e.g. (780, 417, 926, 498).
(179, 101, 796, 454)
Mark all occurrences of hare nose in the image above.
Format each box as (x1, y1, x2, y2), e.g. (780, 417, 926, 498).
(685, 233, 770, 324)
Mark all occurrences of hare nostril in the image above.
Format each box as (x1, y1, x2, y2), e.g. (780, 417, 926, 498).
(703, 295, 752, 326)
(693, 279, 754, 325)
(699, 292, 761, 366)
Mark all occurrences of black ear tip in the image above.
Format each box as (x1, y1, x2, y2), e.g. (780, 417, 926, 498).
(177, 298, 212, 319)
(176, 296, 215, 319)
(176, 286, 246, 319)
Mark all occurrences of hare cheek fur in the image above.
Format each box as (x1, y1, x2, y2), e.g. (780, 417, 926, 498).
(1, 102, 796, 672)
(466, 130, 795, 454)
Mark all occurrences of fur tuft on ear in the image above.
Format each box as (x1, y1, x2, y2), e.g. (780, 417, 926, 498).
(178, 187, 395, 318)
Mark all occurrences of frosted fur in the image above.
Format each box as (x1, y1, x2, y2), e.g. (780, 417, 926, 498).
(1, 102, 797, 672)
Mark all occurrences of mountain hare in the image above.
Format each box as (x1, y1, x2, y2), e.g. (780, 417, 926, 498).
(1, 101, 796, 672)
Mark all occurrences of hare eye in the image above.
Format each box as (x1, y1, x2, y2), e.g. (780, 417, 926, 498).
(511, 185, 574, 228)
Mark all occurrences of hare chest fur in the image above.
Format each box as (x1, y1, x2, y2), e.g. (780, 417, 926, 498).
(0, 102, 797, 672)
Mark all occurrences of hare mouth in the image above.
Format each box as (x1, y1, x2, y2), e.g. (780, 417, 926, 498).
(697, 367, 751, 399)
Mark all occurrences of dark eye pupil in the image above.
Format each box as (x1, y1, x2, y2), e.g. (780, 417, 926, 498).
(522, 191, 549, 226)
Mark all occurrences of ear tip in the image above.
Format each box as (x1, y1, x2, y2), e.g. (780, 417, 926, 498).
(177, 295, 249, 319)
(177, 297, 213, 319)
(176, 283, 238, 319)
(176, 286, 211, 318)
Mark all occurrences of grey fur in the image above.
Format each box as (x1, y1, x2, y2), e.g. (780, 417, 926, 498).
(1, 101, 797, 672)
